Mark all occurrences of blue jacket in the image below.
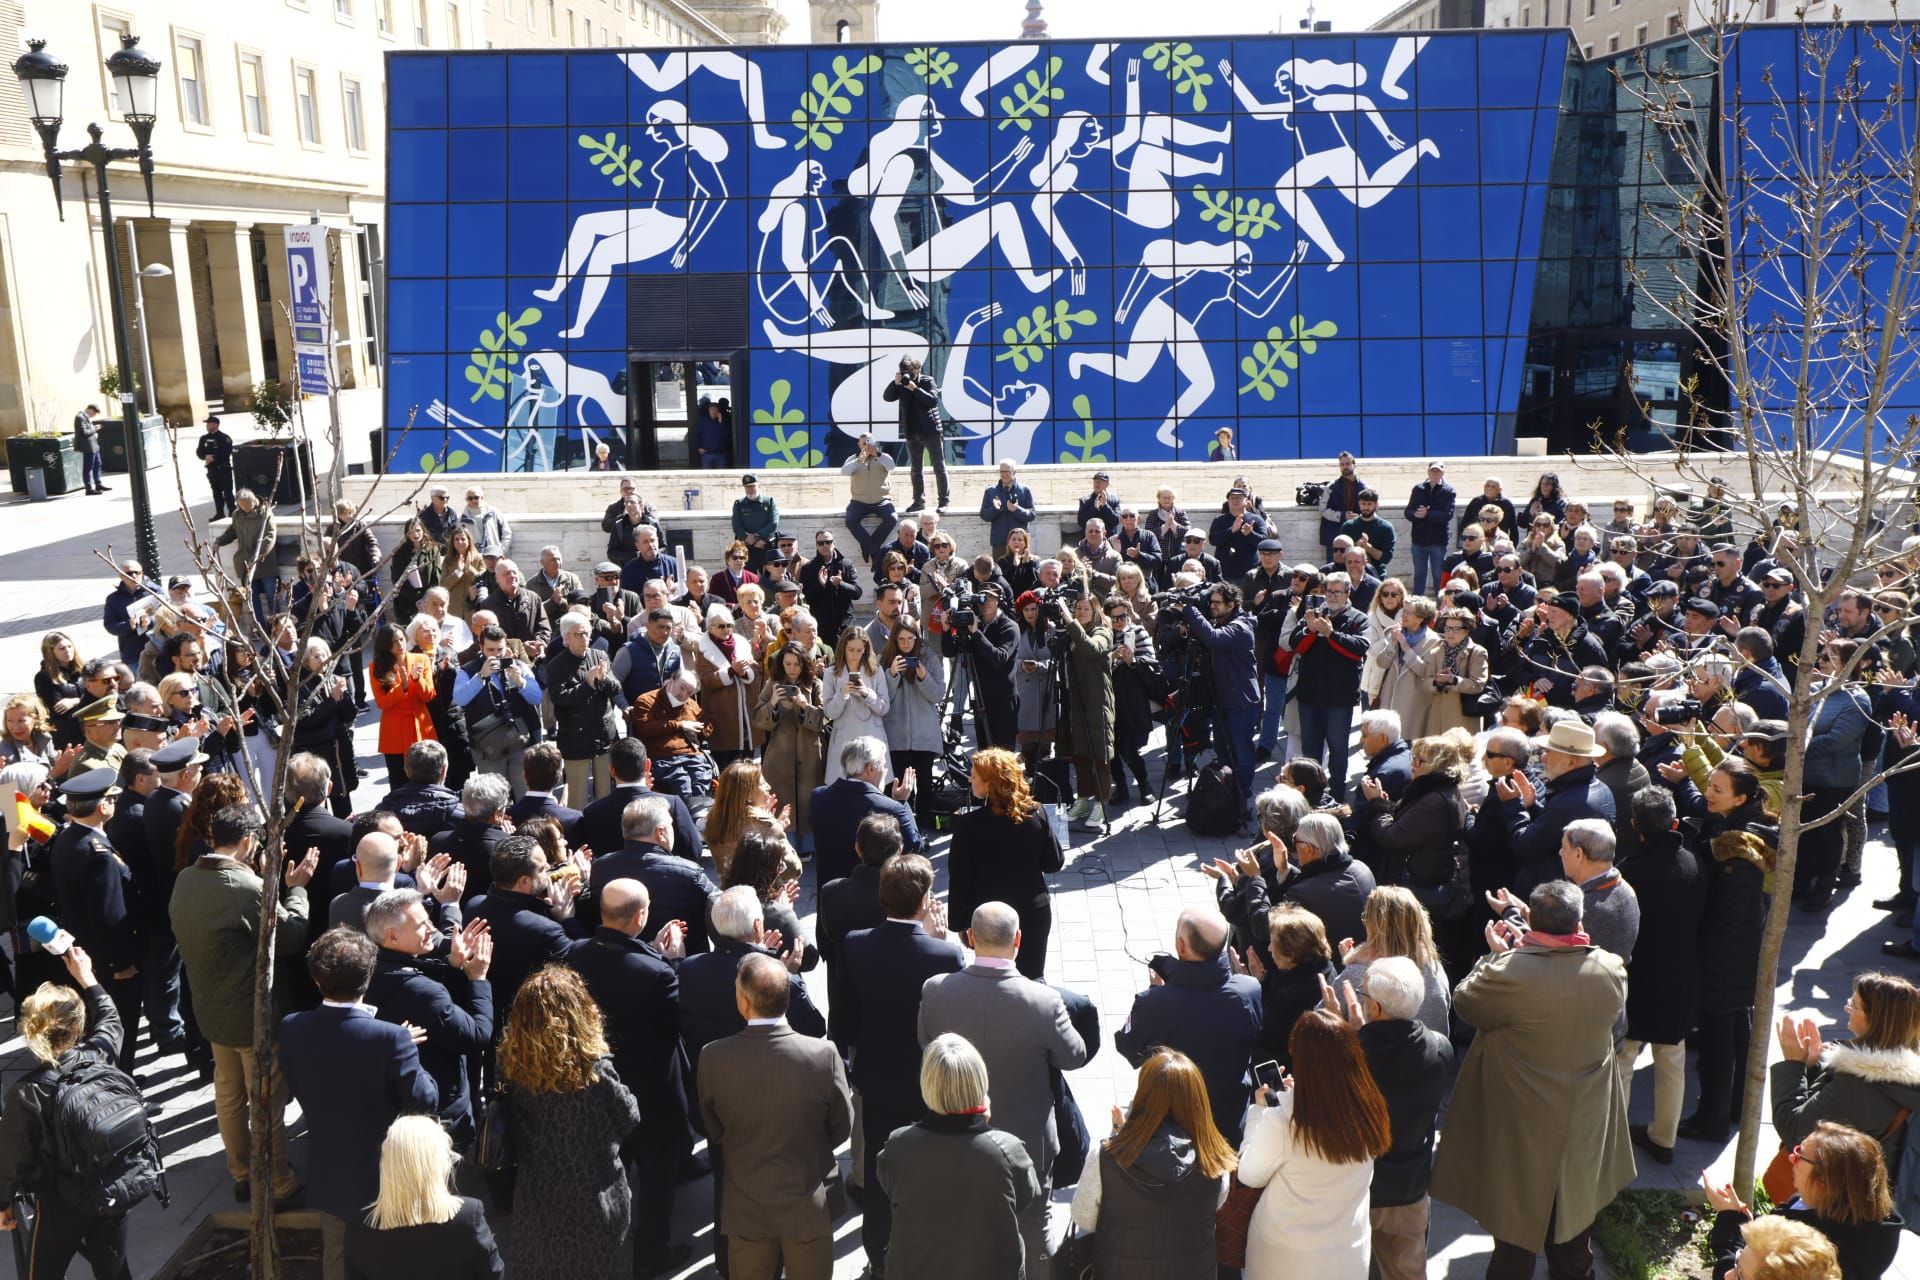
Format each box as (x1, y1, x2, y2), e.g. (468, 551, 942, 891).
(619, 551, 682, 596)
(585, 841, 718, 952)
(617, 633, 683, 701)
(365, 949, 493, 1136)
(1364, 739, 1415, 805)
(565, 927, 689, 1145)
(1403, 481, 1456, 548)
(279, 1004, 439, 1220)
(979, 481, 1036, 546)
(841, 920, 965, 1114)
(1181, 604, 1261, 715)
(1805, 681, 1871, 791)
(1507, 762, 1617, 894)
(678, 934, 827, 1079)
(467, 887, 580, 1020)
(377, 781, 463, 838)
(102, 583, 145, 665)
(1115, 951, 1262, 1144)
(809, 777, 921, 887)
(570, 782, 703, 868)
(1733, 662, 1790, 722)
(1207, 510, 1270, 581)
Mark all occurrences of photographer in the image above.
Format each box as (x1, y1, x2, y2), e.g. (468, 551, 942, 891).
(1180, 583, 1261, 818)
(451, 625, 544, 798)
(840, 435, 899, 566)
(1108, 598, 1162, 806)
(1057, 593, 1117, 834)
(943, 583, 1018, 751)
(883, 356, 948, 515)
(1012, 591, 1059, 771)
(882, 620, 946, 834)
(1287, 574, 1373, 805)
(1208, 486, 1270, 582)
(1244, 539, 1292, 760)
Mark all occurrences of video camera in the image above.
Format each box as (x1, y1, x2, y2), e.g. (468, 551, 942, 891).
(1150, 582, 1215, 608)
(943, 582, 986, 630)
(1654, 698, 1704, 725)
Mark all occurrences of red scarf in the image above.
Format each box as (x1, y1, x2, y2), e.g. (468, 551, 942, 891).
(1523, 929, 1592, 948)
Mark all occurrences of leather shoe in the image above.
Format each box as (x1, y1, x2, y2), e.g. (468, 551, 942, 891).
(1676, 1117, 1730, 1143)
(1875, 894, 1915, 912)
(273, 1185, 307, 1211)
(234, 1181, 251, 1203)
(676, 1150, 712, 1182)
(1883, 940, 1920, 959)
(1630, 1124, 1674, 1165)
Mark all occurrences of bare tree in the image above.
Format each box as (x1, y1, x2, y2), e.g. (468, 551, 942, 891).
(1567, 6, 1920, 1193)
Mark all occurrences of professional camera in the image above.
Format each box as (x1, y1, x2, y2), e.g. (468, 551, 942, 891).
(1654, 698, 1703, 725)
(1150, 582, 1214, 608)
(943, 583, 985, 630)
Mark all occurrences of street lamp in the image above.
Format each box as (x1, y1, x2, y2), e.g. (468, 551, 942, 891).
(13, 34, 164, 576)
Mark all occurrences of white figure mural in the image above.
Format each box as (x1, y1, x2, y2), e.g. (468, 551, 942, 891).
(426, 351, 630, 465)
(755, 159, 894, 326)
(760, 317, 930, 443)
(1071, 59, 1233, 231)
(940, 302, 1051, 464)
(1220, 37, 1439, 269)
(534, 100, 731, 338)
(1068, 238, 1309, 446)
(621, 51, 786, 152)
(958, 45, 1039, 116)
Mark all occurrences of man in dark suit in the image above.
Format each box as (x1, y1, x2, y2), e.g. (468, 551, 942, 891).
(467, 832, 584, 1022)
(507, 742, 582, 828)
(840, 854, 964, 1273)
(280, 928, 439, 1222)
(818, 813, 898, 1053)
(284, 751, 357, 893)
(141, 739, 207, 1070)
(428, 773, 513, 892)
(681, 886, 826, 1080)
(566, 878, 694, 1276)
(50, 768, 144, 1071)
(109, 750, 187, 1058)
(571, 737, 703, 862)
(698, 954, 852, 1280)
(363, 890, 494, 1143)
(582, 793, 717, 948)
(809, 736, 919, 887)
(378, 740, 464, 837)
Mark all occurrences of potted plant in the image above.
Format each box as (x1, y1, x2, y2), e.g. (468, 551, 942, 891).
(232, 378, 314, 505)
(6, 431, 82, 496)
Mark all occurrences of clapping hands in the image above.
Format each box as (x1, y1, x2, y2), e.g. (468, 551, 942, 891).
(1776, 1013, 1826, 1065)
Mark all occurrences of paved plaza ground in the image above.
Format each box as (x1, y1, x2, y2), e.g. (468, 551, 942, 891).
(1, 424, 1916, 1278)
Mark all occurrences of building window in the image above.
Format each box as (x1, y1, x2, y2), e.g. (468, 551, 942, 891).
(377, 0, 394, 32)
(342, 76, 366, 151)
(1519, 5, 1530, 23)
(336, 0, 353, 18)
(1606, 33, 1619, 50)
(1634, 23, 1647, 43)
(447, 3, 462, 45)
(175, 34, 209, 127)
(414, 0, 430, 42)
(295, 65, 321, 144)
(546, 0, 557, 35)
(239, 52, 269, 136)
(1667, 12, 1682, 32)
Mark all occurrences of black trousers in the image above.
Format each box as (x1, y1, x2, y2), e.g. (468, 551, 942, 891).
(889, 750, 937, 834)
(1486, 1202, 1593, 1280)
(861, 1100, 914, 1272)
(903, 426, 948, 506)
(384, 753, 408, 787)
(624, 1122, 681, 1272)
(208, 466, 235, 520)
(1691, 1005, 1752, 1137)
(1795, 787, 1850, 897)
(1016, 903, 1051, 982)
(25, 1194, 132, 1280)
(102, 974, 144, 1075)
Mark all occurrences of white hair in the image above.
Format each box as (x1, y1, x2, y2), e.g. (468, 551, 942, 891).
(557, 613, 592, 641)
(711, 885, 764, 941)
(1563, 817, 1616, 863)
(1364, 955, 1424, 1021)
(1595, 561, 1627, 588)
(460, 772, 511, 819)
(840, 736, 887, 777)
(1294, 812, 1347, 857)
(1360, 708, 1402, 740)
(303, 637, 333, 663)
(1591, 711, 1639, 760)
(539, 544, 562, 561)
(621, 794, 673, 841)
(424, 586, 450, 607)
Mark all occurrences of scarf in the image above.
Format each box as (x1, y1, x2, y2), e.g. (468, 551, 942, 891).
(1395, 626, 1428, 668)
(1523, 928, 1592, 948)
(1440, 637, 1471, 677)
(698, 630, 755, 688)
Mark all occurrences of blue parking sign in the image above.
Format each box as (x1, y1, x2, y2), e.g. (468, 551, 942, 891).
(296, 349, 331, 395)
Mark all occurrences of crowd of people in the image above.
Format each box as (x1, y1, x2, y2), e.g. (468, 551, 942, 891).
(1, 438, 1917, 1280)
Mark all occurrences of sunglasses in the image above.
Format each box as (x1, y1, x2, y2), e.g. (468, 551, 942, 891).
(816, 540, 834, 547)
(727, 553, 747, 561)
(1788, 1143, 1819, 1169)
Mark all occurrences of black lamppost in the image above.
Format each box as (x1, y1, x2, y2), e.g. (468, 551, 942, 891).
(14, 34, 164, 576)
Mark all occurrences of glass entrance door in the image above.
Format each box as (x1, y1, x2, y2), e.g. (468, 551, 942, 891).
(627, 357, 734, 470)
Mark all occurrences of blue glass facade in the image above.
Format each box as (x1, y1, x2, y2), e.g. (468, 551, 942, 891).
(380, 26, 1916, 472)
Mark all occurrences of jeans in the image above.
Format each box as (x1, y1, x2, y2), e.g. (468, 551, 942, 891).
(140, 936, 186, 1053)
(82, 449, 104, 492)
(1410, 542, 1447, 596)
(903, 426, 949, 507)
(1296, 699, 1356, 802)
(1258, 673, 1289, 752)
(844, 500, 897, 564)
(1213, 705, 1260, 808)
(1795, 787, 1850, 898)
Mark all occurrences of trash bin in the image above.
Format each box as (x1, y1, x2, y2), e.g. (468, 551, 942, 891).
(24, 467, 47, 502)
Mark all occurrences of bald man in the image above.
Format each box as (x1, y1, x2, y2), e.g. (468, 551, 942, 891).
(1115, 907, 1263, 1143)
(566, 877, 690, 1274)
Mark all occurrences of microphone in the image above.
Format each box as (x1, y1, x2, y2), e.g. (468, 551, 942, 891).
(26, 916, 73, 956)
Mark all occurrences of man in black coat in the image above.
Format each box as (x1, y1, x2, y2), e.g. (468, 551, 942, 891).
(363, 890, 494, 1143)
(1503, 720, 1617, 895)
(51, 768, 144, 1071)
(809, 738, 920, 888)
(796, 531, 863, 644)
(1287, 574, 1372, 803)
(470, 558, 553, 652)
(941, 585, 1018, 751)
(284, 751, 358, 891)
(428, 774, 514, 895)
(818, 814, 899, 1052)
(1207, 487, 1269, 582)
(466, 833, 583, 1023)
(582, 793, 717, 949)
(566, 878, 695, 1275)
(680, 886, 827, 1081)
(571, 737, 703, 861)
(378, 741, 464, 837)
(1349, 957, 1453, 1280)
(840, 855, 965, 1274)
(883, 355, 948, 514)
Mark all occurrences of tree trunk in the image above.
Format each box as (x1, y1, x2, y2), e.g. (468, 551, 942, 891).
(248, 809, 290, 1280)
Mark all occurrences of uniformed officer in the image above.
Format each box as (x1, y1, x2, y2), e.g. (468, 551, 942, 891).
(197, 413, 236, 520)
(73, 698, 127, 775)
(50, 766, 144, 1070)
(122, 711, 171, 754)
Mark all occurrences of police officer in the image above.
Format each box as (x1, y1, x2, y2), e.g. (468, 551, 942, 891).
(49, 767, 144, 1071)
(72, 698, 127, 776)
(1244, 538, 1292, 761)
(197, 414, 235, 520)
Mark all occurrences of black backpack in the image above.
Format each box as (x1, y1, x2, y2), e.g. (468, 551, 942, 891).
(1185, 762, 1241, 837)
(45, 1059, 167, 1217)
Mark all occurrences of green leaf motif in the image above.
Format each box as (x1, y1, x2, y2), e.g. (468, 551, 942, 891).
(1238, 315, 1340, 400)
(997, 56, 1065, 131)
(750, 378, 822, 468)
(1192, 185, 1283, 240)
(1144, 41, 1214, 111)
(1058, 393, 1112, 464)
(418, 449, 472, 475)
(905, 46, 958, 90)
(995, 300, 1098, 373)
(464, 306, 544, 405)
(791, 53, 881, 151)
(576, 132, 646, 189)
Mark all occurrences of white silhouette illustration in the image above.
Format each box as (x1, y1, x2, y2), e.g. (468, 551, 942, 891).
(940, 302, 1051, 465)
(534, 99, 731, 338)
(759, 317, 930, 444)
(958, 45, 1038, 117)
(1084, 43, 1118, 85)
(1068, 58, 1233, 231)
(756, 159, 894, 327)
(426, 350, 629, 470)
(1068, 237, 1309, 447)
(621, 51, 786, 151)
(1220, 36, 1439, 269)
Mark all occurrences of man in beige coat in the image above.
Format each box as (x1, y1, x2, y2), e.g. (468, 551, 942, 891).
(1430, 879, 1634, 1278)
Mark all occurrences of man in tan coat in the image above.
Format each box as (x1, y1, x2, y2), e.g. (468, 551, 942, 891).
(1430, 879, 1634, 1278)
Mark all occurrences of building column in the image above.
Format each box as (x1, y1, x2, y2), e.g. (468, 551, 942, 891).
(137, 220, 211, 427)
(330, 226, 370, 391)
(261, 224, 295, 374)
(203, 223, 264, 410)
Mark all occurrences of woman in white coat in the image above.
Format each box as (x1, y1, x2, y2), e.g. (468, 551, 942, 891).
(1238, 1007, 1390, 1280)
(1373, 594, 1444, 740)
(1360, 578, 1407, 707)
(881, 618, 947, 834)
(822, 627, 889, 784)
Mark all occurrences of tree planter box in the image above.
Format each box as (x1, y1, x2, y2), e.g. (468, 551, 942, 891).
(233, 439, 316, 506)
(101, 413, 167, 473)
(152, 1210, 333, 1280)
(7, 436, 82, 496)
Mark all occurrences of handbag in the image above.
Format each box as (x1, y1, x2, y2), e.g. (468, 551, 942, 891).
(1055, 1225, 1097, 1279)
(1214, 1172, 1264, 1268)
(476, 1083, 515, 1173)
(467, 708, 530, 759)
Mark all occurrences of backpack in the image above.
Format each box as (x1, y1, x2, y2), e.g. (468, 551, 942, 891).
(1186, 762, 1241, 837)
(45, 1059, 167, 1217)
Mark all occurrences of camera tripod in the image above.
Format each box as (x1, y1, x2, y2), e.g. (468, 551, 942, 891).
(1152, 638, 1211, 827)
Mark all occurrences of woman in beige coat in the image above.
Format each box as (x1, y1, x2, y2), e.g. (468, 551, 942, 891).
(1360, 579, 1407, 705)
(753, 643, 827, 843)
(1374, 595, 1443, 740)
(1427, 606, 1491, 736)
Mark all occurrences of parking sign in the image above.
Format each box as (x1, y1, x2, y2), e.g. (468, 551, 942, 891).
(283, 225, 333, 395)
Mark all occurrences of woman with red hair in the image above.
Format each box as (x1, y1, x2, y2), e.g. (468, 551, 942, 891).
(946, 747, 1064, 979)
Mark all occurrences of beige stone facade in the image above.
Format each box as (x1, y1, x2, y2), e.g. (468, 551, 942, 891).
(1472, 0, 1915, 58)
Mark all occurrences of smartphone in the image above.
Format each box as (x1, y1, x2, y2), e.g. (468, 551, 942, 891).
(1253, 1060, 1285, 1094)
(904, 654, 921, 672)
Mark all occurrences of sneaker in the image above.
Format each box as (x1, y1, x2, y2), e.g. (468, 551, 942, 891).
(903, 500, 926, 515)
(1065, 797, 1093, 821)
(1071, 802, 1106, 833)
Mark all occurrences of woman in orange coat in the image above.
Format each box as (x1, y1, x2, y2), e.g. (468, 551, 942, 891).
(370, 622, 436, 785)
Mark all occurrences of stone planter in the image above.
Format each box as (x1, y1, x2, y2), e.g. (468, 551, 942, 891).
(151, 1209, 334, 1280)
(233, 438, 316, 506)
(101, 413, 167, 473)
(6, 436, 82, 496)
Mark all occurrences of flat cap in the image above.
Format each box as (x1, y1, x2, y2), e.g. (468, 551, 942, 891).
(1257, 538, 1284, 553)
(1683, 597, 1721, 618)
(593, 561, 622, 576)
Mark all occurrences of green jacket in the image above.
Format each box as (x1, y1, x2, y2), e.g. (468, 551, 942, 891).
(169, 856, 309, 1047)
(214, 505, 277, 581)
(732, 495, 781, 544)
